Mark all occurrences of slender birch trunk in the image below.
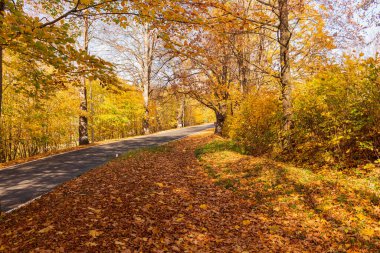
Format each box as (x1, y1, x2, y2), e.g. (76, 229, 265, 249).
(89, 82, 94, 143)
(215, 51, 229, 135)
(177, 97, 185, 128)
(142, 23, 156, 135)
(79, 14, 89, 145)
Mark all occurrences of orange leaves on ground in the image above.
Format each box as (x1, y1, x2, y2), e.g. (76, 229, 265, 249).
(197, 138, 380, 252)
(1, 132, 379, 252)
(38, 225, 54, 234)
(155, 182, 165, 188)
(242, 220, 251, 226)
(199, 204, 208, 210)
(89, 230, 103, 238)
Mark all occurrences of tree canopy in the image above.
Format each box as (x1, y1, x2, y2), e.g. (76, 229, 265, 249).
(0, 0, 378, 166)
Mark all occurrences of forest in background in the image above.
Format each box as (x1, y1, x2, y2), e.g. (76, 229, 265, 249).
(0, 0, 379, 169)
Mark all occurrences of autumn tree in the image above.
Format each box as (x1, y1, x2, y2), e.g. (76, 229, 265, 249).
(78, 13, 92, 145)
(171, 27, 239, 135)
(96, 19, 178, 135)
(0, 0, 120, 156)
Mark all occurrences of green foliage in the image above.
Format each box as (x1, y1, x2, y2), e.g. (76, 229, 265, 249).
(195, 139, 246, 159)
(118, 145, 171, 160)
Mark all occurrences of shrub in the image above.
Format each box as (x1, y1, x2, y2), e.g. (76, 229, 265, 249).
(292, 57, 380, 167)
(227, 89, 282, 156)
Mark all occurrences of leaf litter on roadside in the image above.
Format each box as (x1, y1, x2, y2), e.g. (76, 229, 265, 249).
(0, 131, 378, 252)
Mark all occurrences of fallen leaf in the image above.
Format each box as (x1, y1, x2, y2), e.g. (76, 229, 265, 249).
(89, 230, 103, 238)
(88, 207, 101, 214)
(172, 245, 181, 252)
(85, 242, 98, 247)
(155, 182, 164, 187)
(115, 241, 125, 246)
(200, 204, 208, 209)
(38, 225, 54, 233)
(356, 213, 365, 220)
(360, 228, 374, 238)
(134, 216, 145, 223)
(242, 220, 251, 226)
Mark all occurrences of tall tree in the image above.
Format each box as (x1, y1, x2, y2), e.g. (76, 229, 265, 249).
(173, 31, 237, 135)
(0, 0, 118, 118)
(79, 13, 90, 145)
(141, 23, 157, 135)
(0, 0, 4, 119)
(0, 0, 4, 162)
(278, 0, 293, 133)
(177, 96, 185, 128)
(97, 20, 177, 135)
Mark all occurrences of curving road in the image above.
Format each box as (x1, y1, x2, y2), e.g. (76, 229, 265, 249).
(0, 124, 213, 212)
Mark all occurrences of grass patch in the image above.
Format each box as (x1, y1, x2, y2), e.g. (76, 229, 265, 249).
(119, 145, 171, 160)
(204, 165, 219, 179)
(195, 139, 246, 159)
(215, 178, 239, 191)
(196, 137, 380, 251)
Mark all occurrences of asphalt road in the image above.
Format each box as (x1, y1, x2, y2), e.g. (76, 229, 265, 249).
(0, 124, 213, 212)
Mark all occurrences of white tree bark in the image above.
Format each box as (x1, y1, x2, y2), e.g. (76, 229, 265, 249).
(177, 96, 185, 128)
(142, 23, 157, 135)
(79, 14, 90, 145)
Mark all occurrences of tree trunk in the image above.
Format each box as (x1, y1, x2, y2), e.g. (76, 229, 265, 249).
(79, 14, 89, 145)
(0, 0, 5, 162)
(142, 23, 155, 135)
(89, 81, 94, 143)
(237, 35, 249, 94)
(142, 90, 149, 135)
(79, 84, 89, 145)
(214, 111, 225, 135)
(241, 64, 248, 94)
(0, 0, 4, 118)
(255, 33, 265, 90)
(0, 41, 2, 120)
(278, 0, 293, 132)
(177, 97, 185, 128)
(142, 29, 150, 135)
(237, 56, 247, 94)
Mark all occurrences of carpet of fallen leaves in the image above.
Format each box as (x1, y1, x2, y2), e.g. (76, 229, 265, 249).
(1, 131, 379, 252)
(196, 136, 380, 253)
